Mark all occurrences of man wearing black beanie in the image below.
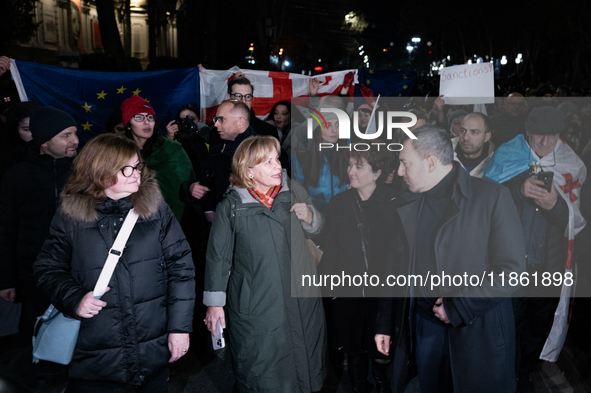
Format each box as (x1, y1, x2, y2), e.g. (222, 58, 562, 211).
(0, 105, 78, 391)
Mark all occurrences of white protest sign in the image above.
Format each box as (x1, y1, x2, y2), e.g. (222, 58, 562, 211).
(439, 63, 494, 105)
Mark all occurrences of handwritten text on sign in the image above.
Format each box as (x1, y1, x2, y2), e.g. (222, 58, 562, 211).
(439, 63, 494, 105)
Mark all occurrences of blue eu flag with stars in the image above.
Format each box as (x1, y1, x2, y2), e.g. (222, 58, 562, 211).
(13, 60, 199, 145)
(354, 68, 417, 98)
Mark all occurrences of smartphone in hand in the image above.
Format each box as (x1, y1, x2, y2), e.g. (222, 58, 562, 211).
(211, 319, 225, 350)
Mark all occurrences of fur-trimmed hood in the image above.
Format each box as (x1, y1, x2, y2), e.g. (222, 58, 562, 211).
(60, 178, 163, 222)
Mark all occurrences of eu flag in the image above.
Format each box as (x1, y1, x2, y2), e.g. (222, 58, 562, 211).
(354, 68, 417, 98)
(13, 60, 199, 145)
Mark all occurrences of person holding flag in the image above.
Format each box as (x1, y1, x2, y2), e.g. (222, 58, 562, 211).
(484, 106, 587, 392)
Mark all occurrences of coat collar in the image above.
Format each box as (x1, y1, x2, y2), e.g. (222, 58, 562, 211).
(60, 178, 163, 222)
(401, 162, 471, 205)
(229, 169, 290, 205)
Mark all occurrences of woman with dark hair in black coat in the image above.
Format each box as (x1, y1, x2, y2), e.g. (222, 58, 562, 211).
(320, 150, 403, 393)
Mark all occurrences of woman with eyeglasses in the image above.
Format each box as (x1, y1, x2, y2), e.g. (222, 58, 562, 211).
(121, 96, 196, 223)
(34, 133, 195, 392)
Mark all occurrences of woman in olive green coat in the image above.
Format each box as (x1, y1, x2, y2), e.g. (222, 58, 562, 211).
(204, 136, 327, 393)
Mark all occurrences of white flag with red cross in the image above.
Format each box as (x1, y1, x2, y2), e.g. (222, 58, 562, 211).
(199, 66, 357, 124)
(539, 138, 586, 362)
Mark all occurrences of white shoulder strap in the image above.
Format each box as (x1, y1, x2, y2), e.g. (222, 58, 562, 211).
(93, 209, 140, 298)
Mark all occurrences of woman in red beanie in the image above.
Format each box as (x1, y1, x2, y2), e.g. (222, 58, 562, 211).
(120, 96, 195, 223)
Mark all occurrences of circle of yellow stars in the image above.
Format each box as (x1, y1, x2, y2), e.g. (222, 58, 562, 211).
(365, 69, 410, 97)
(79, 86, 149, 131)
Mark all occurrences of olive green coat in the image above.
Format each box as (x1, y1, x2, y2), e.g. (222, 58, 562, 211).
(204, 171, 327, 392)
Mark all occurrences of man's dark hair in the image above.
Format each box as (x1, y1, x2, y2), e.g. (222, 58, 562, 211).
(463, 112, 493, 135)
(227, 77, 254, 95)
(400, 124, 453, 166)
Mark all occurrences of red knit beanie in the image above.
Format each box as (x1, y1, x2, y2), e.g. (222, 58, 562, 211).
(121, 96, 156, 126)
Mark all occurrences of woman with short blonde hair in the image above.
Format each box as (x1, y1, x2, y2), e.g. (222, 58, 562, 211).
(204, 135, 327, 392)
(229, 135, 281, 189)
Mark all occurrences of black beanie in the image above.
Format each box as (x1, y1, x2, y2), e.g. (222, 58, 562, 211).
(29, 106, 77, 146)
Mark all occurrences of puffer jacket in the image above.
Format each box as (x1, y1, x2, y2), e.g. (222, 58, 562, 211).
(34, 179, 195, 384)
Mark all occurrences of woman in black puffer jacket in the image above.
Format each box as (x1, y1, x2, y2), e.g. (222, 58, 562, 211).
(34, 134, 195, 392)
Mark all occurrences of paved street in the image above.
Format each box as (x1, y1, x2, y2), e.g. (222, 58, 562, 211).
(1, 321, 590, 393)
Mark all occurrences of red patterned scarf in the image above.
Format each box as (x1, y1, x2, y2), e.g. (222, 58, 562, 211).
(248, 185, 282, 209)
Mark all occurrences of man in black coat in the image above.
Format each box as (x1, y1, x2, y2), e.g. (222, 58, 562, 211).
(191, 100, 255, 222)
(375, 125, 526, 393)
(0, 106, 78, 318)
(0, 105, 78, 390)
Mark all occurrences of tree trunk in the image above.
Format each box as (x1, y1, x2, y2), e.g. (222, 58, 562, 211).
(95, 0, 125, 58)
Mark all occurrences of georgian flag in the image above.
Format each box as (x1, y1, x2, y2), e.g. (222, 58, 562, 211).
(485, 135, 587, 362)
(539, 138, 586, 361)
(199, 66, 358, 124)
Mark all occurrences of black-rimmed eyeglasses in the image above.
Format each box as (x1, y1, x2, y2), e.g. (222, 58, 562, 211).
(229, 93, 253, 102)
(213, 116, 242, 124)
(132, 114, 155, 122)
(121, 162, 145, 177)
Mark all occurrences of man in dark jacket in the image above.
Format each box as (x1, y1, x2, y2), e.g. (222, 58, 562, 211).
(501, 107, 583, 392)
(375, 125, 526, 393)
(0, 105, 77, 390)
(0, 106, 78, 317)
(191, 100, 255, 222)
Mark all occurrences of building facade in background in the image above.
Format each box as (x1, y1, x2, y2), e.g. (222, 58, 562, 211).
(9, 0, 178, 69)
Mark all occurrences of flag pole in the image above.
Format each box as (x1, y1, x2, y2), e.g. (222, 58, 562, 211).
(365, 94, 381, 135)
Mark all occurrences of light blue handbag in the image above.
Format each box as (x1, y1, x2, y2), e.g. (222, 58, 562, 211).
(32, 209, 139, 365)
(32, 304, 80, 364)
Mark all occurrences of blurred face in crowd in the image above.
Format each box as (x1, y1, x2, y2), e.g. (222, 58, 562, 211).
(505, 93, 527, 118)
(40, 126, 79, 159)
(113, 122, 125, 136)
(580, 103, 591, 117)
(358, 111, 371, 128)
(248, 148, 282, 193)
(179, 109, 198, 122)
(527, 131, 560, 157)
(348, 157, 380, 195)
(398, 140, 432, 193)
(561, 125, 579, 146)
(459, 114, 491, 158)
(104, 154, 142, 200)
(410, 118, 426, 131)
(18, 117, 33, 142)
(273, 105, 291, 129)
(227, 84, 254, 110)
(571, 113, 583, 129)
(321, 118, 339, 143)
(214, 103, 247, 141)
(555, 87, 568, 97)
(450, 116, 464, 137)
(128, 112, 155, 145)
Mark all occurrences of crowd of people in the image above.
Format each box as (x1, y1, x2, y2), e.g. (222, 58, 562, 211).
(1, 54, 590, 393)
